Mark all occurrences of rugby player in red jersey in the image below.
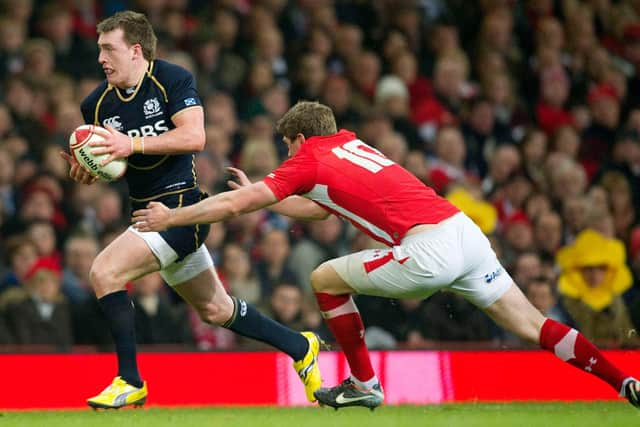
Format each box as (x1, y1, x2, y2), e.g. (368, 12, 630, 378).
(133, 101, 639, 410)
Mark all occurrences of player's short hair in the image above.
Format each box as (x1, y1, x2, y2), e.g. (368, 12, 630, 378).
(97, 11, 157, 61)
(276, 101, 337, 140)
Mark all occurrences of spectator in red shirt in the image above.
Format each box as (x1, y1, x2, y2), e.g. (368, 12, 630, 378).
(390, 50, 432, 116)
(580, 83, 621, 178)
(536, 65, 574, 135)
(412, 51, 470, 143)
(427, 125, 472, 194)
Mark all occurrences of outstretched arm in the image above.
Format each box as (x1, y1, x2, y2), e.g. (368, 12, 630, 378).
(227, 167, 329, 221)
(132, 181, 278, 231)
(266, 196, 330, 220)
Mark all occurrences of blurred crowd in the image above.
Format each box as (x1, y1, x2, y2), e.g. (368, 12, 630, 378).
(1, 0, 640, 353)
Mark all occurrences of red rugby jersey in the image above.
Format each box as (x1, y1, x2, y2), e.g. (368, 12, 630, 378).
(263, 130, 459, 246)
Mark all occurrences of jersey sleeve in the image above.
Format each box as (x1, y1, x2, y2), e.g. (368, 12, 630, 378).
(80, 102, 92, 124)
(79, 81, 108, 125)
(165, 64, 202, 119)
(262, 151, 317, 200)
(80, 94, 97, 124)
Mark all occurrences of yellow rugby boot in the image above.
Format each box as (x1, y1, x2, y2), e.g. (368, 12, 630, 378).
(293, 331, 323, 402)
(87, 376, 147, 409)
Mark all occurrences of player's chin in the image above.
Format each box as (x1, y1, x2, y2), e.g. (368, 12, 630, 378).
(104, 71, 116, 83)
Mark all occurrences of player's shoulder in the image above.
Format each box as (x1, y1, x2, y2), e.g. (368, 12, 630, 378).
(80, 80, 109, 112)
(152, 58, 194, 85)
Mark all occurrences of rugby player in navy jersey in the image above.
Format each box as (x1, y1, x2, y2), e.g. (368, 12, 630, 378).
(60, 11, 321, 409)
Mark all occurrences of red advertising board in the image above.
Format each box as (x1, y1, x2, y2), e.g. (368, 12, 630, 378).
(0, 350, 637, 409)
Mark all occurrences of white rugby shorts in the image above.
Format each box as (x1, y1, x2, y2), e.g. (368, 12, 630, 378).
(129, 226, 214, 286)
(328, 212, 512, 308)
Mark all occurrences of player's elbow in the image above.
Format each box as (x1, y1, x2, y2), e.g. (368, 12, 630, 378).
(192, 128, 206, 151)
(305, 204, 330, 221)
(311, 210, 331, 221)
(219, 193, 244, 218)
(226, 203, 243, 218)
(184, 127, 205, 152)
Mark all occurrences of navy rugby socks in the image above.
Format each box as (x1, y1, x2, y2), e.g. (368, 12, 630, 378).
(223, 296, 308, 361)
(98, 290, 143, 388)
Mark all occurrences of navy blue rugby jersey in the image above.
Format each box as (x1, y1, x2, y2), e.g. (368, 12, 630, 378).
(80, 59, 202, 202)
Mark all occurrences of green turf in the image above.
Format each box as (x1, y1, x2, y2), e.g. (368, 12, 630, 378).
(0, 402, 636, 427)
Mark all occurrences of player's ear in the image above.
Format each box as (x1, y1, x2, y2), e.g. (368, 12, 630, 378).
(296, 133, 306, 144)
(131, 43, 143, 59)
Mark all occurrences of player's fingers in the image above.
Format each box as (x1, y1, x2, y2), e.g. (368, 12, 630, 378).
(88, 138, 110, 147)
(92, 126, 112, 138)
(91, 147, 111, 156)
(104, 124, 118, 133)
(146, 201, 161, 208)
(227, 180, 241, 189)
(69, 163, 83, 180)
(226, 166, 250, 185)
(59, 151, 76, 164)
(78, 167, 94, 184)
(80, 174, 94, 185)
(100, 155, 115, 166)
(133, 218, 151, 231)
(132, 209, 147, 218)
(226, 166, 244, 177)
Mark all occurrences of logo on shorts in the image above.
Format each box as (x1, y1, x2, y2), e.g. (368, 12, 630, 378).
(239, 299, 247, 317)
(484, 267, 503, 284)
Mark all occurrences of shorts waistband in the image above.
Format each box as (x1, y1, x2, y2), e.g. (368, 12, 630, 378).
(129, 184, 198, 202)
(400, 212, 465, 245)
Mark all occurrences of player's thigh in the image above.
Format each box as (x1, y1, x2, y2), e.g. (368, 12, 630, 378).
(91, 229, 161, 296)
(162, 246, 233, 323)
(324, 247, 449, 299)
(482, 283, 546, 343)
(170, 262, 219, 305)
(447, 213, 513, 307)
(310, 260, 358, 295)
(172, 266, 233, 324)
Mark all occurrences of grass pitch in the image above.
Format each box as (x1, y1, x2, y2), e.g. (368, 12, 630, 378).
(0, 402, 635, 427)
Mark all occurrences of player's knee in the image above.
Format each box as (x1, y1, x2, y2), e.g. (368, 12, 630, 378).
(524, 318, 544, 344)
(310, 264, 330, 292)
(89, 262, 121, 296)
(195, 300, 231, 325)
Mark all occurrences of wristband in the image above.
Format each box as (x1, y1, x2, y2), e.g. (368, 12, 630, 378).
(131, 136, 144, 154)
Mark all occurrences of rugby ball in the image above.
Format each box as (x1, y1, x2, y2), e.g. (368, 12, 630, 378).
(69, 124, 127, 182)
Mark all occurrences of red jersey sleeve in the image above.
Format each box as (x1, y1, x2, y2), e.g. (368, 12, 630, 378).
(262, 148, 317, 200)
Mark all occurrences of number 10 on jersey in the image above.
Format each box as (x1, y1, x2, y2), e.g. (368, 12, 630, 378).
(331, 140, 394, 173)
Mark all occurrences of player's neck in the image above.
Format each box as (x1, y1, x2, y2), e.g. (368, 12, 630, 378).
(118, 59, 150, 90)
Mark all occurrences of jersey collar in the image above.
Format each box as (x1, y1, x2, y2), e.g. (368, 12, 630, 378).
(112, 60, 153, 103)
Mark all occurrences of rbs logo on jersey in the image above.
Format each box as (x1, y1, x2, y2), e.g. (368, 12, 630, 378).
(126, 120, 170, 137)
